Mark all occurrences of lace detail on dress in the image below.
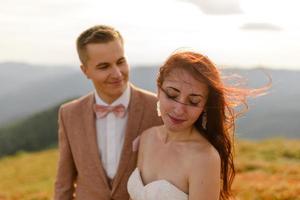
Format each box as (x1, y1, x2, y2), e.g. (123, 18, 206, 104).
(127, 168, 188, 200)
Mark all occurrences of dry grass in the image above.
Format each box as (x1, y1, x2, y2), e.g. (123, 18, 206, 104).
(0, 150, 57, 200)
(234, 139, 300, 200)
(0, 138, 299, 200)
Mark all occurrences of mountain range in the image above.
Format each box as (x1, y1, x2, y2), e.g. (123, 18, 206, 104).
(0, 62, 299, 139)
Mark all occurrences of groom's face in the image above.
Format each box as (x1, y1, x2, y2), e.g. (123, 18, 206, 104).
(81, 39, 129, 104)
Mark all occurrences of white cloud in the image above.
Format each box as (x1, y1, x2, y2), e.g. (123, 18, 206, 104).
(182, 0, 242, 15)
(240, 0, 300, 30)
(240, 23, 282, 31)
(0, 0, 299, 69)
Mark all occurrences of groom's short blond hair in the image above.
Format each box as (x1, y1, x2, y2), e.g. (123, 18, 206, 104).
(76, 25, 124, 65)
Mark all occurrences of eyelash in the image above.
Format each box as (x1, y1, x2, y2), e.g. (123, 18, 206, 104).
(165, 93, 199, 106)
(117, 59, 125, 65)
(97, 65, 108, 69)
(165, 93, 176, 99)
(189, 101, 199, 106)
(97, 61, 124, 70)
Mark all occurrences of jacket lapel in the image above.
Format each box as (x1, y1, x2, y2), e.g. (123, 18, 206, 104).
(112, 85, 144, 193)
(82, 93, 110, 189)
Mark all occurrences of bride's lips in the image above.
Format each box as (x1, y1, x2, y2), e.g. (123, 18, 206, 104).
(168, 114, 186, 124)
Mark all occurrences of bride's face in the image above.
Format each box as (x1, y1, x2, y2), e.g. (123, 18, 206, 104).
(158, 68, 209, 132)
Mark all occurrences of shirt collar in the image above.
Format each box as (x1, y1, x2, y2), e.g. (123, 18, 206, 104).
(94, 84, 130, 109)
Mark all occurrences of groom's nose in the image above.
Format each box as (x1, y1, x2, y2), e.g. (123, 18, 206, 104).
(111, 65, 122, 78)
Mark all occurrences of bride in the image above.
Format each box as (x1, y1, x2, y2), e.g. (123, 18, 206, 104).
(127, 50, 266, 200)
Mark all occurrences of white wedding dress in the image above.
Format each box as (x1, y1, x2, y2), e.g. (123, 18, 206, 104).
(127, 168, 188, 200)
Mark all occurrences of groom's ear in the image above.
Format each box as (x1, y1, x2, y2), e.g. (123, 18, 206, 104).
(80, 64, 90, 79)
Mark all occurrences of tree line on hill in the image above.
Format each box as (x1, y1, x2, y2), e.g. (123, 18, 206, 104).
(0, 103, 60, 157)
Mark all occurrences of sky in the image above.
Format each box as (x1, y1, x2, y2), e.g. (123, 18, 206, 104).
(0, 0, 299, 69)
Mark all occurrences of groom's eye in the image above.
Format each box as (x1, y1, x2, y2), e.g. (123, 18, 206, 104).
(96, 63, 109, 69)
(117, 58, 126, 65)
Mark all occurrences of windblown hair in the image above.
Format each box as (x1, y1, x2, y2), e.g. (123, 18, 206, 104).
(157, 51, 270, 200)
(76, 25, 123, 65)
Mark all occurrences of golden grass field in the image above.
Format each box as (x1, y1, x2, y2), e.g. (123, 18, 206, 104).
(0, 139, 299, 200)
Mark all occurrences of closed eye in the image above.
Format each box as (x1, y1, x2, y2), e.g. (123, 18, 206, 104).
(165, 93, 178, 99)
(96, 63, 110, 69)
(189, 97, 201, 106)
(189, 101, 200, 106)
(161, 86, 204, 107)
(163, 87, 179, 99)
(117, 58, 126, 65)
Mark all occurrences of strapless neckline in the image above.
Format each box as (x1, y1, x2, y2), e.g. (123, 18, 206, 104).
(127, 168, 188, 200)
(135, 168, 188, 195)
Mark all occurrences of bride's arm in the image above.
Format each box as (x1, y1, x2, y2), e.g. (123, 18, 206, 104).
(136, 131, 146, 169)
(188, 148, 221, 200)
(136, 126, 156, 169)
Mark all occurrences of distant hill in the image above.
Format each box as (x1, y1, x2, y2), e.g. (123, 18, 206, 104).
(0, 62, 93, 125)
(0, 102, 60, 157)
(0, 62, 299, 139)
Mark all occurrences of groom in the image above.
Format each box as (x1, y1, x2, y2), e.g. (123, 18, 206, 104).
(54, 25, 162, 200)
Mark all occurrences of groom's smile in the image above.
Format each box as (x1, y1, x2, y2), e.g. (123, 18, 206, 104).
(81, 39, 129, 104)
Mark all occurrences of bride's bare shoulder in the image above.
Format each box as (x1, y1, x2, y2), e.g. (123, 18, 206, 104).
(185, 139, 221, 178)
(140, 125, 163, 144)
(181, 133, 221, 172)
(186, 140, 221, 200)
(137, 126, 163, 167)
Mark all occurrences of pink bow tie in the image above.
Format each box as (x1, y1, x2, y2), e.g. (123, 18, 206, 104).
(93, 104, 126, 118)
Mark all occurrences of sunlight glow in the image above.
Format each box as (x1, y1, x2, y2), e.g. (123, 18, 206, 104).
(0, 0, 299, 69)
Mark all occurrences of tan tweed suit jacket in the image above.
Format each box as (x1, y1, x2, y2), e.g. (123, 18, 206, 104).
(54, 84, 162, 200)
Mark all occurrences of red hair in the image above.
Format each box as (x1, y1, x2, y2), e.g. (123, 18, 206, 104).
(157, 51, 270, 200)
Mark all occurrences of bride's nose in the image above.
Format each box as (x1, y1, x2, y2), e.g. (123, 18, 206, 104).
(172, 101, 186, 115)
